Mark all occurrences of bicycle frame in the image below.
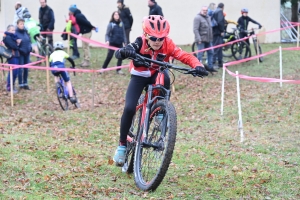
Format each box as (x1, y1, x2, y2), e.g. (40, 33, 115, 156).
(57, 76, 69, 99)
(127, 69, 171, 145)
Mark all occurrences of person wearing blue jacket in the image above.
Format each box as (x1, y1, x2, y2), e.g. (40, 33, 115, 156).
(3, 25, 21, 93)
(15, 19, 32, 90)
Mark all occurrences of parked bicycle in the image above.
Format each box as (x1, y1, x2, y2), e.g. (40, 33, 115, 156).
(244, 28, 263, 62)
(56, 68, 79, 110)
(35, 36, 53, 58)
(121, 53, 206, 191)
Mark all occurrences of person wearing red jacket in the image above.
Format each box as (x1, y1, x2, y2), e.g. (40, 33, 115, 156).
(68, 5, 80, 59)
(113, 15, 208, 166)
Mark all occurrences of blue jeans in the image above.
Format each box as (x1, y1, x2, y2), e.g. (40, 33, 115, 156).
(6, 57, 19, 89)
(18, 54, 30, 87)
(197, 42, 213, 68)
(212, 35, 224, 66)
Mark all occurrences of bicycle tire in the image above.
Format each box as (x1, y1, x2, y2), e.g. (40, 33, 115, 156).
(56, 82, 69, 111)
(253, 40, 263, 63)
(45, 44, 53, 57)
(231, 41, 251, 61)
(191, 42, 206, 61)
(122, 94, 145, 174)
(134, 100, 177, 191)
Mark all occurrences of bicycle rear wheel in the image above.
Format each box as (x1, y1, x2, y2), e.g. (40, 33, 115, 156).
(72, 87, 80, 108)
(134, 100, 177, 191)
(0, 56, 5, 78)
(231, 41, 251, 60)
(191, 42, 197, 57)
(122, 95, 144, 174)
(45, 44, 53, 57)
(56, 82, 69, 110)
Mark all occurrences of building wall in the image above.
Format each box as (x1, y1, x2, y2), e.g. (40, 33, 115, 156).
(0, 0, 280, 46)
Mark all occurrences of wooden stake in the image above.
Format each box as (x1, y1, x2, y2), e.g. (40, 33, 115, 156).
(10, 66, 13, 107)
(46, 55, 50, 93)
(297, 24, 299, 48)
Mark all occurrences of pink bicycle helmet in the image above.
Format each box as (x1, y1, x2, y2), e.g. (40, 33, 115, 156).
(142, 15, 170, 38)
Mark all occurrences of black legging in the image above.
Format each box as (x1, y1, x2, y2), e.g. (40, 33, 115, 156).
(102, 43, 123, 71)
(120, 71, 170, 144)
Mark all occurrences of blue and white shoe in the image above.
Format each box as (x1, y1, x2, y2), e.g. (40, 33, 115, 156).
(113, 146, 126, 167)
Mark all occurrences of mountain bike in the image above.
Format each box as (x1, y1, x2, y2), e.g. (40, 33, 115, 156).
(36, 36, 53, 58)
(244, 28, 263, 62)
(56, 68, 79, 110)
(121, 53, 207, 191)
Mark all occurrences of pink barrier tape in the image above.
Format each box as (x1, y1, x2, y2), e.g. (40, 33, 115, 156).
(30, 52, 45, 59)
(0, 62, 129, 73)
(224, 47, 300, 84)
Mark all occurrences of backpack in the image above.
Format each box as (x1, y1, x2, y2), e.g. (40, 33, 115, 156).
(211, 10, 219, 27)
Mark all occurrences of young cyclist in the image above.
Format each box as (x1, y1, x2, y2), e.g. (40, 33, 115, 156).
(49, 41, 77, 104)
(237, 8, 262, 45)
(113, 15, 209, 166)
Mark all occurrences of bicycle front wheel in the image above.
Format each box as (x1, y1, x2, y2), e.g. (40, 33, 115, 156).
(56, 82, 69, 111)
(0, 56, 5, 77)
(72, 87, 80, 108)
(122, 95, 144, 174)
(134, 100, 177, 191)
(191, 42, 197, 57)
(231, 41, 251, 61)
(253, 40, 263, 62)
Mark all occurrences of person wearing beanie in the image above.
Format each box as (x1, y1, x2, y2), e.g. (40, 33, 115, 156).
(148, 0, 163, 16)
(67, 5, 80, 59)
(72, 6, 96, 67)
(117, 0, 133, 44)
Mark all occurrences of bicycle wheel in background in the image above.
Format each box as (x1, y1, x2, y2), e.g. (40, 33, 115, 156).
(0, 56, 5, 78)
(122, 94, 144, 174)
(231, 41, 251, 61)
(72, 87, 80, 108)
(191, 42, 206, 61)
(45, 44, 53, 57)
(56, 82, 69, 111)
(253, 39, 263, 62)
(134, 100, 177, 191)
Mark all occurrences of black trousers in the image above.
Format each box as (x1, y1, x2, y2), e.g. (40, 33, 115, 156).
(102, 43, 123, 71)
(125, 29, 131, 45)
(119, 72, 170, 143)
(212, 35, 224, 66)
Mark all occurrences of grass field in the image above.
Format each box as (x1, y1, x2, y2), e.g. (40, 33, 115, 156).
(0, 43, 300, 199)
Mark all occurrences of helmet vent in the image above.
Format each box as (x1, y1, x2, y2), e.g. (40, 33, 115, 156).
(150, 22, 155, 30)
(163, 22, 166, 30)
(157, 20, 161, 31)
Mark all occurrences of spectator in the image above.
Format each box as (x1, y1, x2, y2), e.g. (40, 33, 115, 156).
(39, 0, 55, 46)
(15, 19, 32, 90)
(117, 0, 133, 44)
(13, 2, 28, 26)
(193, 6, 217, 73)
(148, 0, 163, 16)
(211, 3, 225, 69)
(68, 5, 80, 60)
(72, 7, 96, 68)
(207, 3, 216, 17)
(3, 24, 21, 93)
(101, 11, 126, 75)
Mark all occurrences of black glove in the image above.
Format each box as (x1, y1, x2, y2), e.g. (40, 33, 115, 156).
(195, 66, 209, 76)
(258, 25, 262, 29)
(120, 48, 136, 59)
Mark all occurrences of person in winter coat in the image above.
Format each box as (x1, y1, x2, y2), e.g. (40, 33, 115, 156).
(101, 11, 127, 75)
(39, 0, 55, 46)
(3, 25, 21, 93)
(117, 0, 133, 44)
(67, 5, 80, 60)
(193, 6, 217, 73)
(148, 0, 164, 16)
(72, 7, 96, 68)
(211, 3, 225, 69)
(13, 2, 28, 26)
(15, 19, 32, 90)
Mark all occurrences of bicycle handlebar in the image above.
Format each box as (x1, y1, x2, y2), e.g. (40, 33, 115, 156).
(131, 54, 206, 78)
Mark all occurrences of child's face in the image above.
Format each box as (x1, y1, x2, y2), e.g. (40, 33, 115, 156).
(242, 12, 248, 17)
(8, 27, 15, 34)
(147, 35, 164, 50)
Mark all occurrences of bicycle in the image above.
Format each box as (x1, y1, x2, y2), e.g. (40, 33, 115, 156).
(35, 36, 53, 58)
(121, 53, 206, 191)
(56, 68, 80, 110)
(244, 28, 263, 62)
